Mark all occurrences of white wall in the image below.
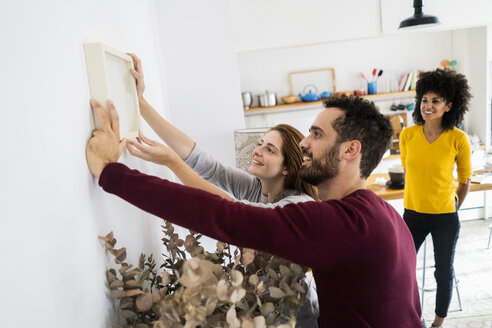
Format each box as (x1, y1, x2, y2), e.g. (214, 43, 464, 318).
(237, 31, 452, 99)
(231, 0, 381, 52)
(232, 0, 492, 53)
(0, 0, 243, 326)
(452, 27, 489, 145)
(153, 1, 244, 166)
(488, 24, 492, 103)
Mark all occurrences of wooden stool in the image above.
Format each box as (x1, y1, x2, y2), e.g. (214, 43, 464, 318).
(419, 238, 462, 312)
(487, 224, 492, 249)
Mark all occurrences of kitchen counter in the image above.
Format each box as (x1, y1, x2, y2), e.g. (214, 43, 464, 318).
(367, 173, 492, 201)
(367, 155, 492, 201)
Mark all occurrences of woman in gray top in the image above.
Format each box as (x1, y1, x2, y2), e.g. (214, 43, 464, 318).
(126, 53, 320, 327)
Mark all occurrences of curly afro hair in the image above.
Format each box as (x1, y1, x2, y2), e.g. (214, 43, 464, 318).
(323, 95, 393, 178)
(413, 69, 472, 130)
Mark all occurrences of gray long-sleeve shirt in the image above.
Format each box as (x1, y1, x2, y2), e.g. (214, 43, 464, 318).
(184, 145, 314, 208)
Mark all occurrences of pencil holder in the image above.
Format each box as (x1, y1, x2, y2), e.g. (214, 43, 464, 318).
(367, 82, 377, 95)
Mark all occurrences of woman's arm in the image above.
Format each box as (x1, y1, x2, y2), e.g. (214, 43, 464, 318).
(126, 132, 232, 201)
(127, 54, 263, 201)
(455, 132, 472, 210)
(169, 159, 234, 202)
(127, 53, 195, 160)
(456, 179, 471, 209)
(184, 145, 259, 200)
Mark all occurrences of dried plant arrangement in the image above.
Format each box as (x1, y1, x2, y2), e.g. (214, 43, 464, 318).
(99, 221, 308, 328)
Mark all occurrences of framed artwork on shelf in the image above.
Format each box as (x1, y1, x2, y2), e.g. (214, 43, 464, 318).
(288, 68, 336, 97)
(83, 42, 141, 138)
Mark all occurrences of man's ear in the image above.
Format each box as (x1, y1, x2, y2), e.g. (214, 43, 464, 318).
(342, 140, 361, 160)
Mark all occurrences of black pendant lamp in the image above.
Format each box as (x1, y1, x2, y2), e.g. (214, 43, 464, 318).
(399, 0, 440, 30)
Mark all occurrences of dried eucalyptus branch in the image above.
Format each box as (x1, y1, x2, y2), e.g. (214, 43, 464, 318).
(99, 221, 308, 328)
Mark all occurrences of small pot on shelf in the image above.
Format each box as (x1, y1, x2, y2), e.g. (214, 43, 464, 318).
(258, 90, 277, 107)
(241, 92, 253, 110)
(298, 84, 320, 102)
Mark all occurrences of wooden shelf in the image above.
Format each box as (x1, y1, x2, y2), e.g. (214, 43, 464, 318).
(244, 101, 324, 116)
(363, 90, 416, 100)
(243, 90, 416, 116)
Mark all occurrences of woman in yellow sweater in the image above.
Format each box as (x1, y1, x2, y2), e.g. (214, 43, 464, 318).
(399, 69, 472, 327)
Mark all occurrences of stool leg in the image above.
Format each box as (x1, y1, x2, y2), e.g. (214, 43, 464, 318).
(454, 274, 462, 311)
(488, 226, 492, 249)
(421, 239, 427, 310)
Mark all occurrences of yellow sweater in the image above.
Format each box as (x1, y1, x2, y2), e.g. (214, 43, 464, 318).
(399, 125, 471, 214)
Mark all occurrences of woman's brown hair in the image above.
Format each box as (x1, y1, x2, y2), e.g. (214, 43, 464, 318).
(269, 124, 320, 201)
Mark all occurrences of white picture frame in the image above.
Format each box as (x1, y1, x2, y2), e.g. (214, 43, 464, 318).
(83, 42, 141, 138)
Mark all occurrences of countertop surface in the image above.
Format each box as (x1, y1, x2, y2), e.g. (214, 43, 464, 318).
(367, 153, 492, 201)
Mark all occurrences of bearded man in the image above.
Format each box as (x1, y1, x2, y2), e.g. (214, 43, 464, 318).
(87, 95, 422, 327)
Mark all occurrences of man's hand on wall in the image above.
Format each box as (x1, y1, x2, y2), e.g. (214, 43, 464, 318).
(86, 100, 126, 178)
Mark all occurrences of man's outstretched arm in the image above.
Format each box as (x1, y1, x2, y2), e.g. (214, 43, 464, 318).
(99, 162, 323, 268)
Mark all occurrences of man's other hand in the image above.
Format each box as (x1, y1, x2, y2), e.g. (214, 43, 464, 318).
(86, 100, 126, 178)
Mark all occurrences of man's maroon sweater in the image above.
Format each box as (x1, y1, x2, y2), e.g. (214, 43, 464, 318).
(99, 163, 422, 327)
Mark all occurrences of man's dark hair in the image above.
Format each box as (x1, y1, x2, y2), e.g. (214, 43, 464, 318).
(323, 95, 393, 178)
(413, 69, 472, 130)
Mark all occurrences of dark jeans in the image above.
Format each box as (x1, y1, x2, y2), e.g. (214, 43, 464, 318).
(403, 209, 460, 318)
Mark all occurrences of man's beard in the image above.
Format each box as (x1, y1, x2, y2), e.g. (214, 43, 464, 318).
(300, 143, 341, 186)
